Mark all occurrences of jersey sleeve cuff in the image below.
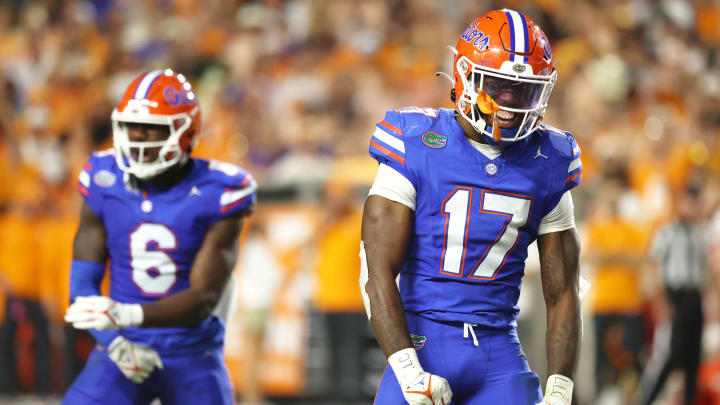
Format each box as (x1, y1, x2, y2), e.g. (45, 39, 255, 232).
(368, 163, 416, 210)
(538, 191, 575, 235)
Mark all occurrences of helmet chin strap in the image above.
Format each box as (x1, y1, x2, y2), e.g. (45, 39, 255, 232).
(468, 108, 523, 146)
(481, 125, 521, 145)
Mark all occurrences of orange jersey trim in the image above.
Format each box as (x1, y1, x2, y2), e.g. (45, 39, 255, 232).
(379, 120, 402, 135)
(370, 140, 406, 165)
(567, 171, 582, 183)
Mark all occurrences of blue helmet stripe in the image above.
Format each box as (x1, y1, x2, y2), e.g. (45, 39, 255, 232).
(518, 11, 529, 63)
(504, 10, 516, 61)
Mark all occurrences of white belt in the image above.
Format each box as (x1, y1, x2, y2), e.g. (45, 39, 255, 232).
(463, 322, 479, 347)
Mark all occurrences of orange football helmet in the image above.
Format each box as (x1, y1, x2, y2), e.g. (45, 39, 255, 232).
(444, 9, 556, 142)
(111, 69, 201, 179)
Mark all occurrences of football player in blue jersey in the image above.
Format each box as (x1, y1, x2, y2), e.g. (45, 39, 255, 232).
(62, 69, 257, 404)
(361, 10, 582, 405)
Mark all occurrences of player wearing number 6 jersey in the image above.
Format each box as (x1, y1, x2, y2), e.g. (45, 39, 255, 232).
(62, 69, 256, 404)
(362, 10, 581, 405)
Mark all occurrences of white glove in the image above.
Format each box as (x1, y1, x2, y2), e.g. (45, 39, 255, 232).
(389, 348, 452, 405)
(65, 296, 143, 330)
(536, 374, 573, 405)
(107, 336, 163, 383)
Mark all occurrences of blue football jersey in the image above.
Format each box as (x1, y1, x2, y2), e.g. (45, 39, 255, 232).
(369, 107, 582, 330)
(77, 150, 256, 354)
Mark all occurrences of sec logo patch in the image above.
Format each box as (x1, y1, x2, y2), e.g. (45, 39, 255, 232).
(485, 162, 498, 176)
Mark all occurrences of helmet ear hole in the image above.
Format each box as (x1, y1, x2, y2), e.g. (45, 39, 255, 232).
(450, 88, 456, 103)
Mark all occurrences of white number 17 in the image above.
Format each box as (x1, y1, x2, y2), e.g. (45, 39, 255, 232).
(440, 188, 533, 280)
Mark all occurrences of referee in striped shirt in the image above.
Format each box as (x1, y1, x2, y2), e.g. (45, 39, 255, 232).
(639, 184, 708, 405)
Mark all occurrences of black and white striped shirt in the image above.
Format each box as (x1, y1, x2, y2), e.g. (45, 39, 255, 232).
(650, 220, 707, 289)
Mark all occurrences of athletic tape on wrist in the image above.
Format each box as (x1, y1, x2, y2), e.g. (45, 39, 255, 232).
(388, 347, 423, 384)
(544, 374, 573, 404)
(127, 303, 144, 326)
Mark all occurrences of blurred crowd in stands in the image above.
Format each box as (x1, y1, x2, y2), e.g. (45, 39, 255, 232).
(0, 0, 720, 404)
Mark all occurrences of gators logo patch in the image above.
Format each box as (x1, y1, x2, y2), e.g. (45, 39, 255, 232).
(422, 131, 447, 149)
(93, 170, 116, 188)
(410, 334, 427, 350)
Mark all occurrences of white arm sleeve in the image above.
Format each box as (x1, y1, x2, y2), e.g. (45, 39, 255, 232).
(368, 163, 417, 210)
(538, 191, 576, 235)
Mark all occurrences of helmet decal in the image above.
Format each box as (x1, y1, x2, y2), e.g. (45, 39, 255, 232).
(460, 22, 490, 51)
(540, 33, 552, 62)
(164, 86, 195, 107)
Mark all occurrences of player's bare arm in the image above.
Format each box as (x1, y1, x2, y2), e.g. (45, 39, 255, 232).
(141, 213, 245, 327)
(361, 194, 414, 356)
(73, 201, 108, 262)
(362, 195, 453, 404)
(538, 227, 582, 403)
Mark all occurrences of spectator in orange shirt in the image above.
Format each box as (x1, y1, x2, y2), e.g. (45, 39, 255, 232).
(0, 174, 51, 396)
(584, 171, 649, 403)
(313, 181, 370, 402)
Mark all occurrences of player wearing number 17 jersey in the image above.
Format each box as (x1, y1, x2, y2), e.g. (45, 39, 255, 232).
(62, 69, 256, 404)
(361, 10, 582, 405)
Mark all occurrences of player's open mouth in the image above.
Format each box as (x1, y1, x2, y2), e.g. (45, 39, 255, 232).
(496, 110, 514, 120)
(494, 110, 518, 126)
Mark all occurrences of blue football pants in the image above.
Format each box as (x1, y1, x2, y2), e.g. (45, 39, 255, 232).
(374, 313, 542, 404)
(62, 345, 234, 405)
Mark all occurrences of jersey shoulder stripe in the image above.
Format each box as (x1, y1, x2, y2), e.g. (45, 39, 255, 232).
(201, 159, 257, 217)
(370, 139, 405, 165)
(368, 108, 432, 189)
(77, 150, 121, 218)
(378, 119, 402, 135)
(537, 124, 582, 189)
(220, 175, 257, 213)
(374, 125, 404, 151)
(370, 109, 408, 167)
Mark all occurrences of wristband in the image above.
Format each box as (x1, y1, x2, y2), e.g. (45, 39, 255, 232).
(126, 303, 144, 327)
(544, 374, 573, 404)
(69, 260, 105, 301)
(388, 347, 423, 384)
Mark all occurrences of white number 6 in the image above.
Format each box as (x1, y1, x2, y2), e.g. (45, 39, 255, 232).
(129, 223, 178, 295)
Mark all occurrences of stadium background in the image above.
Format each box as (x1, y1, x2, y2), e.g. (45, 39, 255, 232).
(0, 0, 719, 404)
